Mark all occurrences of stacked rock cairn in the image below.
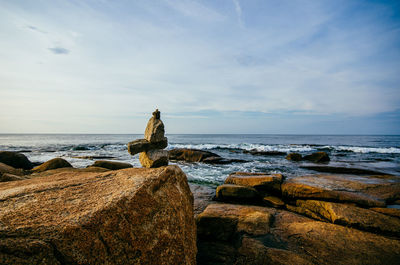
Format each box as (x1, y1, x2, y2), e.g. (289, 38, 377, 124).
(127, 109, 169, 168)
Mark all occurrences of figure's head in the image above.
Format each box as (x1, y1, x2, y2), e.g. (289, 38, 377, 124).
(152, 109, 160, 119)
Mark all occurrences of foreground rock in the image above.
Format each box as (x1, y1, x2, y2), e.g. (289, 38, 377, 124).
(225, 172, 284, 193)
(287, 199, 400, 236)
(282, 174, 400, 207)
(196, 203, 400, 265)
(0, 165, 196, 264)
(0, 151, 33, 169)
(0, 162, 25, 176)
(32, 158, 72, 173)
(89, 160, 133, 170)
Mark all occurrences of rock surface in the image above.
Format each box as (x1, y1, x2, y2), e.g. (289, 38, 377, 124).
(370, 207, 400, 218)
(0, 151, 33, 170)
(89, 160, 133, 170)
(215, 184, 259, 203)
(169, 148, 220, 162)
(225, 172, 283, 193)
(286, 152, 302, 161)
(32, 158, 72, 173)
(0, 162, 25, 176)
(144, 109, 165, 143)
(0, 165, 196, 265)
(281, 174, 400, 207)
(303, 151, 330, 163)
(139, 149, 169, 168)
(127, 137, 168, 156)
(300, 165, 388, 175)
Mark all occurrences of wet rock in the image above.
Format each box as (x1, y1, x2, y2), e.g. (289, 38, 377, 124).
(370, 207, 400, 218)
(168, 148, 220, 162)
(225, 172, 284, 193)
(286, 153, 302, 161)
(300, 165, 388, 175)
(289, 200, 400, 236)
(32, 158, 72, 173)
(89, 160, 133, 170)
(189, 183, 215, 217)
(127, 137, 168, 156)
(281, 174, 400, 207)
(303, 151, 330, 163)
(243, 149, 286, 156)
(0, 151, 33, 170)
(215, 184, 260, 203)
(139, 149, 169, 168)
(0, 165, 196, 264)
(144, 109, 165, 143)
(202, 157, 247, 164)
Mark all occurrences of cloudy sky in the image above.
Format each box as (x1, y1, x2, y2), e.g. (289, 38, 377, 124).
(0, 0, 399, 134)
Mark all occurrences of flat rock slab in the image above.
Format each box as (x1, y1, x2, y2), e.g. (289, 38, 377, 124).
(225, 172, 284, 192)
(215, 184, 260, 203)
(127, 138, 168, 156)
(282, 174, 400, 207)
(289, 200, 400, 236)
(0, 165, 196, 265)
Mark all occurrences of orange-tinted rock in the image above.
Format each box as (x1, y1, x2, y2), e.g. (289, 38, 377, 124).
(0, 165, 196, 264)
(89, 160, 133, 170)
(215, 184, 260, 202)
(291, 200, 400, 236)
(144, 114, 165, 143)
(32, 158, 72, 172)
(281, 174, 400, 207)
(263, 196, 285, 208)
(370, 207, 400, 218)
(139, 150, 169, 168)
(225, 172, 283, 192)
(0, 162, 25, 176)
(0, 151, 33, 169)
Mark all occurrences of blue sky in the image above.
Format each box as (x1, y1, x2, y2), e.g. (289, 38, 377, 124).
(0, 0, 399, 134)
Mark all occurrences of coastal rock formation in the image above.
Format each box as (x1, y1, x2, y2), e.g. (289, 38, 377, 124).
(225, 172, 284, 193)
(243, 149, 286, 156)
(286, 152, 302, 161)
(0, 165, 196, 264)
(300, 165, 388, 175)
(0, 162, 25, 176)
(127, 109, 169, 168)
(0, 151, 33, 170)
(215, 184, 259, 202)
(89, 160, 133, 170)
(32, 158, 72, 173)
(303, 151, 330, 163)
(169, 148, 247, 164)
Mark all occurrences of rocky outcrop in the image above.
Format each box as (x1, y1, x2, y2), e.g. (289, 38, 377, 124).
(0, 165, 196, 264)
(370, 207, 400, 218)
(0, 151, 33, 169)
(169, 149, 220, 162)
(286, 152, 302, 161)
(127, 109, 169, 168)
(196, 203, 400, 265)
(243, 149, 286, 156)
(0, 162, 25, 176)
(215, 184, 259, 203)
(32, 158, 72, 172)
(303, 151, 330, 163)
(225, 172, 283, 193)
(89, 160, 133, 170)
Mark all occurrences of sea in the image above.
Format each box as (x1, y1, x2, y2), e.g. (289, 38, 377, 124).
(1, 134, 399, 186)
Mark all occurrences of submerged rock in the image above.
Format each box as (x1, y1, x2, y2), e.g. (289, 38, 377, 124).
(32, 158, 72, 173)
(0, 165, 196, 264)
(89, 160, 133, 170)
(0, 151, 33, 170)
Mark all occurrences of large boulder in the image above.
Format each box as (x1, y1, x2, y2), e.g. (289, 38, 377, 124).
(303, 151, 330, 163)
(168, 148, 220, 162)
(32, 158, 72, 173)
(89, 160, 133, 170)
(288, 200, 400, 236)
(0, 165, 196, 264)
(127, 138, 168, 156)
(0, 151, 33, 170)
(139, 150, 169, 168)
(281, 174, 400, 207)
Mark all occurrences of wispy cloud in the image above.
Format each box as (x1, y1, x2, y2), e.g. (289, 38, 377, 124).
(48, 47, 70, 54)
(232, 0, 244, 28)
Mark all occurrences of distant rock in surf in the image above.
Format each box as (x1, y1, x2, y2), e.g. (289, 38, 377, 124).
(127, 109, 169, 168)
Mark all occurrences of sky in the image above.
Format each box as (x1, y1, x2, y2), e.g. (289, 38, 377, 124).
(0, 0, 399, 134)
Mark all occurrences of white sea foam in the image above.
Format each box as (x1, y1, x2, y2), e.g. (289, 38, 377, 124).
(335, 146, 400, 154)
(168, 143, 315, 152)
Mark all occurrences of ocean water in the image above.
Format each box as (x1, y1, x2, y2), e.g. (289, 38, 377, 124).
(0, 134, 399, 186)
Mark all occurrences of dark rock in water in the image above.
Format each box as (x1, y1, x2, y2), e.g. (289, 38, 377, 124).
(281, 174, 400, 207)
(288, 199, 400, 236)
(243, 149, 286, 156)
(286, 153, 302, 161)
(300, 165, 389, 175)
(303, 151, 330, 163)
(215, 184, 260, 203)
(32, 158, 72, 173)
(0, 165, 196, 264)
(90, 160, 133, 170)
(73, 145, 91, 151)
(0, 151, 33, 170)
(139, 150, 169, 168)
(169, 148, 220, 162)
(202, 157, 247, 164)
(72, 155, 116, 160)
(127, 137, 168, 156)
